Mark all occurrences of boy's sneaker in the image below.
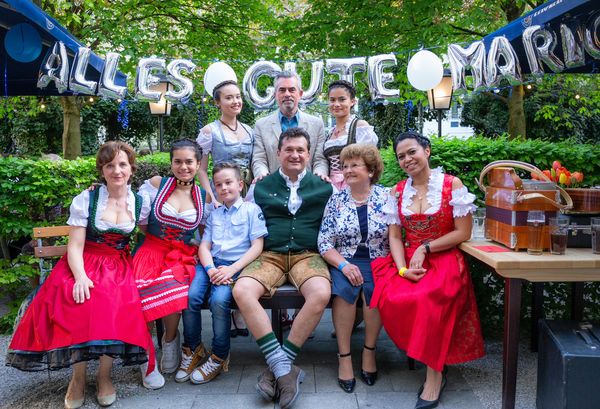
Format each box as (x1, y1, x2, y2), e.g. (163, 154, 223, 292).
(190, 354, 229, 384)
(175, 344, 207, 383)
(160, 330, 181, 374)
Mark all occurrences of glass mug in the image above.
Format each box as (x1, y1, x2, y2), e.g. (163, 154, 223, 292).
(549, 217, 569, 255)
(527, 211, 545, 255)
(471, 208, 486, 240)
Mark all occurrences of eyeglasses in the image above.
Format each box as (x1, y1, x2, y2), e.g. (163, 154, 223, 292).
(342, 164, 367, 171)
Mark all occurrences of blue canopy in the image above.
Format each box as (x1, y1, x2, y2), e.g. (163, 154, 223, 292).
(0, 0, 126, 96)
(482, 0, 599, 74)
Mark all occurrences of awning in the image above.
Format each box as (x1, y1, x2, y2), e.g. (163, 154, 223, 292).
(482, 0, 599, 74)
(0, 0, 126, 96)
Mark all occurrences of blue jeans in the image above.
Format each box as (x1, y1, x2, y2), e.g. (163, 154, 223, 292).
(182, 258, 239, 359)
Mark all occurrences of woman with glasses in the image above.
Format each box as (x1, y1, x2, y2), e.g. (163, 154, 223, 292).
(318, 144, 392, 393)
(324, 80, 378, 190)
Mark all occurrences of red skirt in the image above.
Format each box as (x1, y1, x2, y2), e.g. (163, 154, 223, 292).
(133, 233, 197, 322)
(6, 241, 150, 371)
(371, 247, 485, 372)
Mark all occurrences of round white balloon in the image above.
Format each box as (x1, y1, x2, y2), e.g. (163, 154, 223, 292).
(406, 50, 444, 91)
(204, 61, 238, 96)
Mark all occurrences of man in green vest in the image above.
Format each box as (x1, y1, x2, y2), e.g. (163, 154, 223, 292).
(233, 127, 332, 409)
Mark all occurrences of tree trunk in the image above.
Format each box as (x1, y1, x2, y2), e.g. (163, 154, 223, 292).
(507, 85, 526, 140)
(60, 96, 81, 159)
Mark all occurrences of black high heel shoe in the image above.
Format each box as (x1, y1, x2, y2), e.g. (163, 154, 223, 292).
(337, 352, 356, 393)
(230, 312, 249, 337)
(360, 345, 378, 386)
(415, 370, 447, 409)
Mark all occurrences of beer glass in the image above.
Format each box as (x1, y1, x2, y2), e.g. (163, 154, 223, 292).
(527, 211, 545, 255)
(549, 217, 569, 255)
(471, 208, 486, 240)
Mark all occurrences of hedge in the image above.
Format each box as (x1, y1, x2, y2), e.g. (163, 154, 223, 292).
(0, 136, 599, 335)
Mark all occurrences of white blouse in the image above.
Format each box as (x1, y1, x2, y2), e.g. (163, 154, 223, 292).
(385, 167, 477, 224)
(324, 115, 378, 151)
(138, 179, 199, 226)
(67, 185, 150, 232)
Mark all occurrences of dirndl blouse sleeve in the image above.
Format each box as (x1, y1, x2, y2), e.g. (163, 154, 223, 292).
(382, 193, 401, 225)
(450, 186, 477, 218)
(355, 125, 378, 146)
(67, 190, 89, 227)
(196, 127, 213, 155)
(138, 180, 159, 225)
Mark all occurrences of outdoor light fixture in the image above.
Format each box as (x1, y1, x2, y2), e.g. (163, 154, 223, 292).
(427, 69, 453, 138)
(148, 80, 172, 152)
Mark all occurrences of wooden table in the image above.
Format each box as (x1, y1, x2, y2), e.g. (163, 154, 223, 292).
(459, 241, 600, 409)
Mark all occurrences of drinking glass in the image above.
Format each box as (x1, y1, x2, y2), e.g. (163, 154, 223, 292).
(471, 208, 486, 240)
(592, 218, 600, 255)
(527, 211, 545, 255)
(549, 217, 569, 255)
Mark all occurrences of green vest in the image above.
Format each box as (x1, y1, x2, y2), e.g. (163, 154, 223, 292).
(254, 171, 332, 253)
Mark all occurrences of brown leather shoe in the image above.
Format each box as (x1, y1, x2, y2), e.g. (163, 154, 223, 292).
(276, 365, 305, 409)
(256, 368, 276, 401)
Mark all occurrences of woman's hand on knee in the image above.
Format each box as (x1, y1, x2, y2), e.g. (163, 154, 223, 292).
(342, 263, 364, 286)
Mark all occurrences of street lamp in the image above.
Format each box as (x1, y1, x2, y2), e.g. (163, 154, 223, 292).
(148, 80, 172, 152)
(427, 69, 453, 138)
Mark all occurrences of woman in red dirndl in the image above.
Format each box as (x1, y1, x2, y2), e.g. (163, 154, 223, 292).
(6, 142, 152, 409)
(133, 139, 205, 388)
(371, 132, 484, 409)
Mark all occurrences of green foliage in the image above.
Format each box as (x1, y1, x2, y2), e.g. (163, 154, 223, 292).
(0, 255, 39, 334)
(461, 75, 600, 143)
(380, 136, 600, 194)
(0, 153, 175, 241)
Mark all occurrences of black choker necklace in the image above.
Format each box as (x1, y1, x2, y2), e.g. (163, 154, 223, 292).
(175, 178, 194, 186)
(219, 119, 238, 133)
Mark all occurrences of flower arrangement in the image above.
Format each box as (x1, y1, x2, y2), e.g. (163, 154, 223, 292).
(531, 160, 584, 187)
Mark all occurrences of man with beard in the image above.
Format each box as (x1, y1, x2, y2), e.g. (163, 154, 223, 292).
(251, 71, 328, 181)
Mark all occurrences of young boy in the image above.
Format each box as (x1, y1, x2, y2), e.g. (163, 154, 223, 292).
(177, 162, 267, 384)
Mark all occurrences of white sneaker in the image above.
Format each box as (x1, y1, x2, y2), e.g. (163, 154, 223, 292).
(141, 362, 165, 390)
(175, 344, 207, 383)
(190, 354, 229, 384)
(160, 331, 181, 374)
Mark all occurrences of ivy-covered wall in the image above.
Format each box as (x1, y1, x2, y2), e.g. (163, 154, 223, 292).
(1, 137, 599, 335)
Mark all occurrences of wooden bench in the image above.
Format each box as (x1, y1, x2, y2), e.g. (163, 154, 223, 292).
(33, 226, 415, 369)
(32, 226, 306, 343)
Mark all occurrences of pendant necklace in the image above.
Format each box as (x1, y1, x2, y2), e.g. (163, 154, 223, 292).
(219, 119, 238, 134)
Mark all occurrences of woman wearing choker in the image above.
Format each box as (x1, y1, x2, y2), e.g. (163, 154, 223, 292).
(318, 144, 391, 393)
(196, 80, 254, 204)
(371, 131, 485, 409)
(6, 142, 151, 408)
(324, 80, 378, 190)
(133, 139, 206, 389)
